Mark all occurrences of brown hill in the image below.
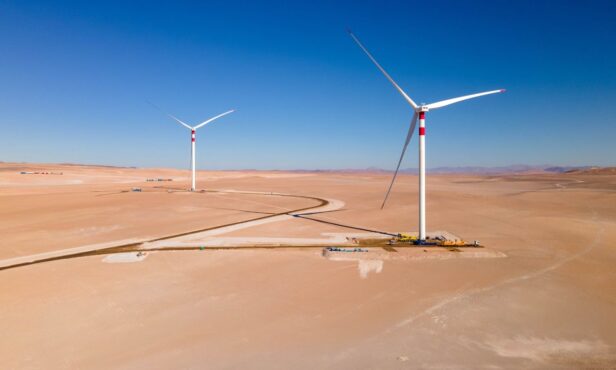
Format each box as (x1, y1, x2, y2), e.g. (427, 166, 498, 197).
(566, 166, 616, 175)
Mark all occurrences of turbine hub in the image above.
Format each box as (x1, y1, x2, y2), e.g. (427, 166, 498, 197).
(418, 106, 429, 112)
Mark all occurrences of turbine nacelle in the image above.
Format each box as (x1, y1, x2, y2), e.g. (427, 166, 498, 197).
(417, 106, 430, 113)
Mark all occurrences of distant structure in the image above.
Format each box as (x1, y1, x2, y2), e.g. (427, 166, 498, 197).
(20, 171, 63, 175)
(151, 104, 234, 191)
(349, 30, 505, 243)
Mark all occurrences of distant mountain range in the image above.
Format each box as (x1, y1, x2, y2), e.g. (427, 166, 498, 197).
(291, 165, 598, 175)
(404, 165, 596, 174)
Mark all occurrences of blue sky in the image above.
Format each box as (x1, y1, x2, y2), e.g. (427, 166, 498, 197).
(0, 0, 614, 169)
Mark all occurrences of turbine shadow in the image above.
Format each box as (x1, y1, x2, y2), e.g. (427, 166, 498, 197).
(206, 207, 278, 216)
(291, 213, 396, 237)
(205, 206, 392, 236)
(294, 209, 347, 216)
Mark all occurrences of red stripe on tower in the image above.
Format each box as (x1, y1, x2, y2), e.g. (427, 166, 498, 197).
(191, 130, 195, 142)
(419, 112, 425, 120)
(419, 127, 425, 136)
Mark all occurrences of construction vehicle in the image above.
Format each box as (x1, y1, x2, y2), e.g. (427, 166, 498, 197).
(441, 239, 466, 247)
(397, 233, 418, 243)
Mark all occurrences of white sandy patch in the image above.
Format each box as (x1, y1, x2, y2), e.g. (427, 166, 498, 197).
(103, 252, 148, 263)
(486, 336, 610, 362)
(358, 259, 384, 279)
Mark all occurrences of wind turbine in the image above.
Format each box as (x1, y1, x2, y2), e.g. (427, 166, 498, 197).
(152, 104, 234, 191)
(348, 30, 504, 243)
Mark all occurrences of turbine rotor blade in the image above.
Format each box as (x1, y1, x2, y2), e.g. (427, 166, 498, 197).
(348, 30, 418, 110)
(193, 109, 235, 130)
(425, 89, 505, 110)
(381, 112, 418, 209)
(147, 101, 193, 130)
(167, 114, 193, 130)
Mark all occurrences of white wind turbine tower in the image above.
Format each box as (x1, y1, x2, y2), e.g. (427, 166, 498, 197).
(349, 30, 505, 243)
(153, 105, 234, 191)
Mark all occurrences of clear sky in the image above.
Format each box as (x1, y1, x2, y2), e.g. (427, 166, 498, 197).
(1, 0, 614, 170)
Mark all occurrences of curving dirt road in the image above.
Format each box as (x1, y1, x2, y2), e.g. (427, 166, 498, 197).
(0, 189, 343, 271)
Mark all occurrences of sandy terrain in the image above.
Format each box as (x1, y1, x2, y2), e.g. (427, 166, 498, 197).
(1, 162, 615, 369)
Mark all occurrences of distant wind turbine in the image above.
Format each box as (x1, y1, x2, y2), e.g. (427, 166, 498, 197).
(348, 30, 505, 243)
(151, 102, 234, 191)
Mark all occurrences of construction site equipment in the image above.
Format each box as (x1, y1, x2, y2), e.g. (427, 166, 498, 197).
(441, 240, 466, 247)
(325, 247, 368, 253)
(397, 233, 418, 242)
(414, 240, 438, 246)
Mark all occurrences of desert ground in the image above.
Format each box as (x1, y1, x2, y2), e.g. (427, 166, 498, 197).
(1, 162, 615, 369)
